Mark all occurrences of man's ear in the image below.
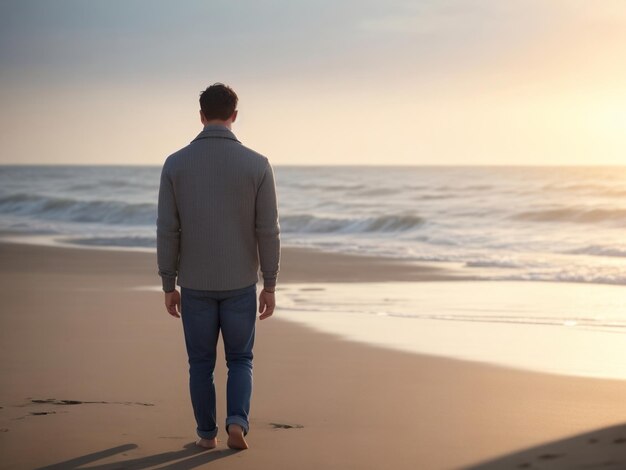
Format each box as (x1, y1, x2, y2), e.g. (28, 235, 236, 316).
(231, 110, 238, 123)
(199, 109, 206, 124)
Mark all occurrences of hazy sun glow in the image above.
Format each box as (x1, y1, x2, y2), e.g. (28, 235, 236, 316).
(0, 0, 624, 166)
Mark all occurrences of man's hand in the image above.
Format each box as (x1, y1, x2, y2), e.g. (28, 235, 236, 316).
(164, 290, 181, 318)
(259, 289, 275, 320)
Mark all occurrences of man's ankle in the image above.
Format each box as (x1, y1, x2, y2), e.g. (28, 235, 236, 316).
(228, 424, 244, 434)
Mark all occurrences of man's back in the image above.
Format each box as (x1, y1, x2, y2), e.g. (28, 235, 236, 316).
(156, 124, 281, 292)
(157, 83, 278, 450)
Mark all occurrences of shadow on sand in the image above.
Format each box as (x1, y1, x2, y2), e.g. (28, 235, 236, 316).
(463, 422, 626, 469)
(35, 442, 241, 470)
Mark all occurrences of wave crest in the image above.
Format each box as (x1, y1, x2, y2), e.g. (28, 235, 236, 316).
(565, 245, 626, 258)
(512, 207, 626, 225)
(281, 213, 425, 234)
(0, 193, 156, 225)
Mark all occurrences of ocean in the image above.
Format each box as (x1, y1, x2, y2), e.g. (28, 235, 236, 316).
(3, 164, 625, 379)
(1, 164, 625, 286)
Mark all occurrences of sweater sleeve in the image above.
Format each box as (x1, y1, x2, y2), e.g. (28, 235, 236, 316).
(255, 159, 281, 289)
(156, 161, 181, 292)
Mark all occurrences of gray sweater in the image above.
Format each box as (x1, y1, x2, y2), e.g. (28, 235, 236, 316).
(156, 124, 281, 292)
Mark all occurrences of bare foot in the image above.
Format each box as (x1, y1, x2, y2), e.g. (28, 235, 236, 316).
(195, 437, 217, 449)
(227, 424, 249, 450)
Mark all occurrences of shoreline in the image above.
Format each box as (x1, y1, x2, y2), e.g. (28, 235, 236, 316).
(1, 240, 626, 468)
(0, 238, 478, 286)
(3, 233, 625, 289)
(3, 239, 625, 381)
(272, 280, 626, 382)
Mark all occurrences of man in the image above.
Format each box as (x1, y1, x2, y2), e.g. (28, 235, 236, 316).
(156, 82, 281, 451)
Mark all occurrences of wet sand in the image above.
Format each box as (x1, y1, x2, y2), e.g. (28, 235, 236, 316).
(0, 241, 625, 469)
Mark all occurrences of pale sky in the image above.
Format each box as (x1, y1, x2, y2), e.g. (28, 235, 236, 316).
(1, 0, 625, 166)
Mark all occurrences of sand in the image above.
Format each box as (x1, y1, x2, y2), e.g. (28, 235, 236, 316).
(0, 240, 625, 469)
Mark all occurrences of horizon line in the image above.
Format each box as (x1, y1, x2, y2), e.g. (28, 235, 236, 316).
(1, 163, 626, 168)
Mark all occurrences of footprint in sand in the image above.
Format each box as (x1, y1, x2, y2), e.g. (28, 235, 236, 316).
(537, 453, 564, 460)
(28, 398, 154, 406)
(13, 398, 154, 420)
(270, 422, 304, 429)
(32, 399, 82, 405)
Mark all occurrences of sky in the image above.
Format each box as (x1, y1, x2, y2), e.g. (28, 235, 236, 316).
(0, 0, 625, 166)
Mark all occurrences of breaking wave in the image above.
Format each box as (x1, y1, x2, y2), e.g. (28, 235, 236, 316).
(0, 193, 156, 226)
(280, 213, 425, 233)
(511, 207, 626, 225)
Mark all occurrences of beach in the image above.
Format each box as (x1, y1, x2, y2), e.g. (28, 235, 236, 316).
(1, 240, 625, 469)
(2, 0, 626, 465)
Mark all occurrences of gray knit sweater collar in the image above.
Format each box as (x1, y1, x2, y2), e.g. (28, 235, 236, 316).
(191, 124, 241, 143)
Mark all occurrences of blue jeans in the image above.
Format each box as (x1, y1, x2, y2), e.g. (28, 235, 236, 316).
(180, 282, 257, 439)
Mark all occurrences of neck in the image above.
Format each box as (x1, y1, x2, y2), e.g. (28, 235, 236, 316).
(203, 119, 232, 130)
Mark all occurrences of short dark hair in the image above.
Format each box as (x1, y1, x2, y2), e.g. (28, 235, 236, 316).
(199, 83, 238, 121)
